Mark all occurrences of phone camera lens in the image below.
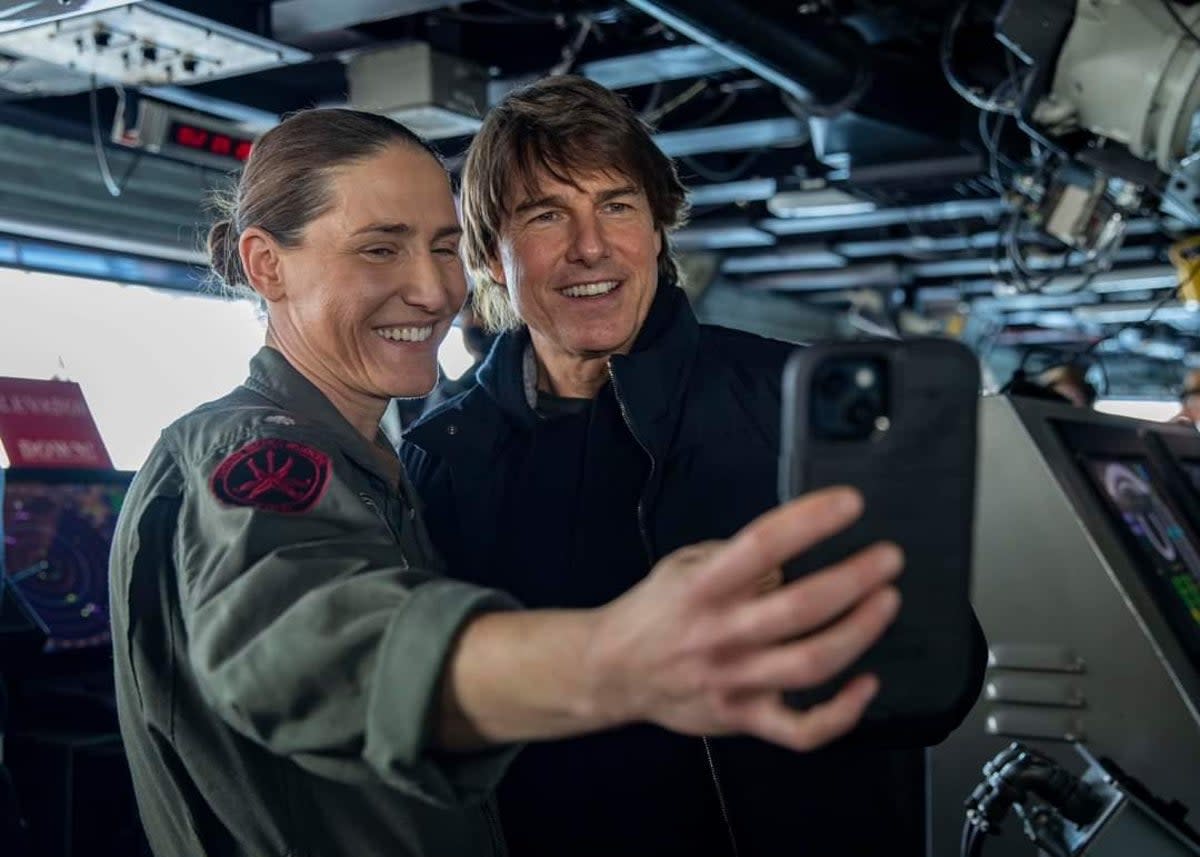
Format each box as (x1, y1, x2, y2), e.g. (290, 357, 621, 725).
(819, 370, 849, 398)
(847, 399, 877, 427)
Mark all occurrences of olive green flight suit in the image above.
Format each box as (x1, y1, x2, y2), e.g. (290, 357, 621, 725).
(110, 346, 518, 857)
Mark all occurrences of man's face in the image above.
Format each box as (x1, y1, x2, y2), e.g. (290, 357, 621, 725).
(268, 144, 466, 400)
(488, 167, 662, 363)
(1183, 393, 1200, 423)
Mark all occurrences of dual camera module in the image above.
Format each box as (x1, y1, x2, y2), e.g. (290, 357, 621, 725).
(810, 356, 891, 441)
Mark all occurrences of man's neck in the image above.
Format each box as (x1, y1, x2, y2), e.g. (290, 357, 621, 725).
(531, 340, 614, 399)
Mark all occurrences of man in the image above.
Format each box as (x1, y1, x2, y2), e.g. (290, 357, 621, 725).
(1002, 361, 1097, 409)
(1036, 363, 1097, 409)
(1173, 368, 1200, 426)
(402, 76, 986, 857)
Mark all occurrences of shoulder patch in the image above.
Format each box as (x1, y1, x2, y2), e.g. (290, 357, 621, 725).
(210, 438, 331, 514)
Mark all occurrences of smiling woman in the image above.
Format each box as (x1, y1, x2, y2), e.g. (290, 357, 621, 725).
(108, 108, 504, 857)
(206, 109, 466, 435)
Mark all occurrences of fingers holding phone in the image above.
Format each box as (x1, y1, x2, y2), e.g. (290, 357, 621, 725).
(585, 488, 905, 752)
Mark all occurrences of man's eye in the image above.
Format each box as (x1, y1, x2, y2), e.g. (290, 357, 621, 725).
(433, 247, 459, 257)
(604, 202, 631, 213)
(364, 247, 396, 258)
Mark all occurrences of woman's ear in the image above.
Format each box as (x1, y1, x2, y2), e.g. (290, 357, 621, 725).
(240, 227, 286, 303)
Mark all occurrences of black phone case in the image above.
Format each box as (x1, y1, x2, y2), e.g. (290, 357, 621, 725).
(779, 338, 981, 740)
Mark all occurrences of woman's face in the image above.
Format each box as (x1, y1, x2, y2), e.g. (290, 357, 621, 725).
(265, 143, 466, 401)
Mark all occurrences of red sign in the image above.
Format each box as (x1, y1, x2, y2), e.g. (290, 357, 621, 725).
(0, 378, 113, 469)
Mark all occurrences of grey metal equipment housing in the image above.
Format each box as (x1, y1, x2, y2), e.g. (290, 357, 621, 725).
(930, 396, 1200, 857)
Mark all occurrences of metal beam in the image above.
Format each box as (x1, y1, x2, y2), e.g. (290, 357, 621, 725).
(655, 116, 807, 157)
(688, 178, 777, 207)
(490, 44, 741, 103)
(623, 0, 867, 110)
(583, 43, 739, 89)
(740, 261, 903, 292)
(0, 215, 205, 265)
(760, 199, 1007, 236)
(142, 86, 280, 130)
(672, 222, 775, 250)
(1073, 300, 1197, 325)
(722, 245, 846, 274)
(271, 0, 453, 41)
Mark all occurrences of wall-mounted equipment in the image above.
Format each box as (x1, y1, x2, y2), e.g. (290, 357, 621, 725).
(346, 42, 487, 141)
(112, 98, 255, 170)
(0, 1, 307, 90)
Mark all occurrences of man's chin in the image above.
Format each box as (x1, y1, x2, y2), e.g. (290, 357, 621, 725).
(567, 335, 636, 359)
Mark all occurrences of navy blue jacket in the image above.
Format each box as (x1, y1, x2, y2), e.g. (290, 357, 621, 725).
(402, 285, 973, 856)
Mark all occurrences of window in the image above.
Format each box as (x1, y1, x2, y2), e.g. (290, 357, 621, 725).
(0, 270, 480, 470)
(1095, 400, 1183, 424)
(0, 270, 265, 470)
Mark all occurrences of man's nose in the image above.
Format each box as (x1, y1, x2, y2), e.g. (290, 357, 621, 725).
(567, 213, 611, 265)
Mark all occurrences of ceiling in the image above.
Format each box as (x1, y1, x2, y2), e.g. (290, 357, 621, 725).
(0, 0, 1197, 397)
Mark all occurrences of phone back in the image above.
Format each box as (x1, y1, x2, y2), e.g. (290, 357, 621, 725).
(780, 338, 982, 741)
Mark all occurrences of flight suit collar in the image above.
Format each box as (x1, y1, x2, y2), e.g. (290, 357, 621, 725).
(243, 346, 403, 489)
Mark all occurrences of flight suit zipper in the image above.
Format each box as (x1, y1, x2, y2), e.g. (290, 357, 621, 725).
(607, 364, 741, 857)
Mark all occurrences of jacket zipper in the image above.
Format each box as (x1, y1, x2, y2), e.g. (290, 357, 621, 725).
(483, 798, 508, 856)
(607, 364, 741, 857)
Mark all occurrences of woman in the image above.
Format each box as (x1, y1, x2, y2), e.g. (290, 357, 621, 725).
(109, 108, 902, 857)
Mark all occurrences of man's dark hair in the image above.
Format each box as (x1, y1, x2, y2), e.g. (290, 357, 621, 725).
(460, 75, 689, 332)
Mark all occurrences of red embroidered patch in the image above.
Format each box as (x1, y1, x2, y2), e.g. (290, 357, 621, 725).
(210, 438, 331, 514)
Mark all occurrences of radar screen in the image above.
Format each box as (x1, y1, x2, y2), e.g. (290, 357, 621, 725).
(2, 472, 130, 652)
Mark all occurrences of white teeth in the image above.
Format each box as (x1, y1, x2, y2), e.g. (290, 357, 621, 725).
(375, 325, 434, 343)
(562, 280, 619, 298)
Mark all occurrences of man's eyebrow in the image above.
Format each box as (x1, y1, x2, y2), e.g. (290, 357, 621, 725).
(597, 185, 639, 203)
(512, 185, 640, 215)
(432, 224, 463, 242)
(513, 194, 567, 216)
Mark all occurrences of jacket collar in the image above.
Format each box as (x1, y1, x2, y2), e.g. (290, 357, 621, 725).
(469, 283, 700, 455)
(242, 346, 403, 487)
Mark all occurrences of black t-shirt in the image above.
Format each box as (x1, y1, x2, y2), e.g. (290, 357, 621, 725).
(494, 384, 732, 857)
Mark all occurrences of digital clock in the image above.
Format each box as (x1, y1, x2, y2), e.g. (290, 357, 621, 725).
(112, 98, 261, 170)
(167, 120, 254, 163)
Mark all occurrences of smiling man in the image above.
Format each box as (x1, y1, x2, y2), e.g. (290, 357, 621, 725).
(401, 76, 983, 857)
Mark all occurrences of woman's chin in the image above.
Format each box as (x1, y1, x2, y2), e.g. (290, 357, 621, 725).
(386, 373, 439, 400)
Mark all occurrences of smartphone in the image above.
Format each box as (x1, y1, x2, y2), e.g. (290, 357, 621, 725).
(779, 338, 983, 742)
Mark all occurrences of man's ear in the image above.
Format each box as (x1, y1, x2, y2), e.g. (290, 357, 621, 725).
(487, 252, 507, 290)
(240, 227, 286, 303)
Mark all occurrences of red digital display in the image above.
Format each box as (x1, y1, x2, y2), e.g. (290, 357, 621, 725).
(168, 120, 253, 163)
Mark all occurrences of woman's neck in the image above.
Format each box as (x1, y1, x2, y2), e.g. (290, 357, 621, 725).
(264, 334, 388, 442)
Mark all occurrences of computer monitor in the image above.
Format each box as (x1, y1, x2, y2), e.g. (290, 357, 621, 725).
(1, 468, 133, 655)
(1055, 422, 1200, 673)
